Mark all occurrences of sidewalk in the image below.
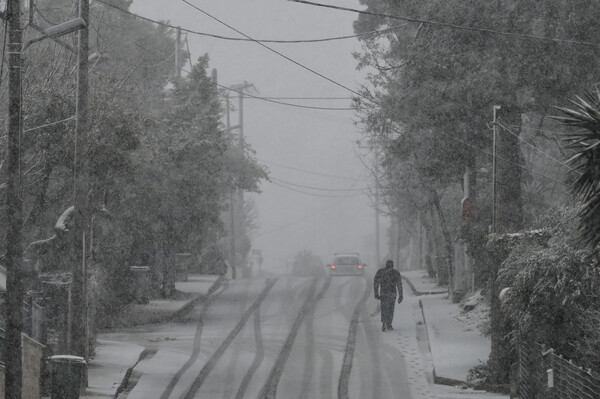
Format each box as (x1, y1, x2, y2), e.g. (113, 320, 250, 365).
(402, 268, 508, 399)
(81, 274, 222, 398)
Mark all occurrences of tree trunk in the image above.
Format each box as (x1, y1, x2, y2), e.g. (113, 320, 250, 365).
(5, 0, 24, 396)
(496, 109, 524, 234)
(420, 214, 436, 278)
(431, 190, 454, 299)
(428, 206, 446, 284)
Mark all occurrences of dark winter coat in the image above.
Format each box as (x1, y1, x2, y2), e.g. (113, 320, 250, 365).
(373, 267, 403, 298)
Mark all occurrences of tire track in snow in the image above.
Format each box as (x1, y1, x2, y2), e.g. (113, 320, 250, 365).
(258, 276, 332, 399)
(160, 280, 230, 399)
(337, 276, 371, 399)
(317, 345, 334, 399)
(222, 282, 251, 399)
(360, 309, 383, 399)
(297, 284, 316, 399)
(182, 278, 278, 399)
(233, 306, 264, 399)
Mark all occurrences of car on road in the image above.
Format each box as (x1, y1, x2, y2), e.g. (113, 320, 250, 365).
(327, 253, 365, 276)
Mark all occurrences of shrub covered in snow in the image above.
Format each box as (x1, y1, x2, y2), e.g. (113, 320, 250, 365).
(498, 207, 600, 371)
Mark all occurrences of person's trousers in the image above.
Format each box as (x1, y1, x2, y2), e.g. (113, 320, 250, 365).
(380, 294, 396, 326)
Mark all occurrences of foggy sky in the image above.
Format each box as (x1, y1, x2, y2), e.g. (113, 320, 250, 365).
(131, 0, 389, 271)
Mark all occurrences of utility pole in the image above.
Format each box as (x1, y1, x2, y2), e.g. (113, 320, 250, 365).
(357, 139, 381, 267)
(229, 82, 252, 276)
(491, 105, 501, 233)
(175, 27, 181, 80)
(71, 0, 90, 366)
(226, 92, 237, 280)
(374, 149, 381, 268)
(5, 0, 24, 396)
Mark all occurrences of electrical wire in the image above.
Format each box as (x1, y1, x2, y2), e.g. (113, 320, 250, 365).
(23, 115, 76, 133)
(271, 180, 365, 198)
(257, 157, 363, 181)
(496, 121, 581, 175)
(255, 196, 356, 237)
(427, 126, 568, 186)
(271, 176, 367, 191)
(181, 0, 366, 100)
(90, 11, 354, 112)
(181, 0, 567, 187)
(96, 0, 407, 44)
(219, 83, 353, 111)
(235, 96, 351, 100)
(141, 49, 176, 68)
(289, 0, 600, 49)
(95, 1, 568, 188)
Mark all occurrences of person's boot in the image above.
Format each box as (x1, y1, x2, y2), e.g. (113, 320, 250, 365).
(382, 324, 387, 332)
(387, 324, 394, 331)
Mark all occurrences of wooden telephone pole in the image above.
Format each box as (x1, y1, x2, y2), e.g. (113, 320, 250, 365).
(71, 0, 90, 362)
(5, 0, 24, 396)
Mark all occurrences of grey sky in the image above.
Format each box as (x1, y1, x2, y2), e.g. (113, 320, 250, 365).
(131, 0, 388, 270)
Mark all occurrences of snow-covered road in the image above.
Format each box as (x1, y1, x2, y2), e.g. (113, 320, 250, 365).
(106, 276, 417, 399)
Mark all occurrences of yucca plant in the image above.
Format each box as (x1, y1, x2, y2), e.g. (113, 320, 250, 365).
(555, 87, 600, 250)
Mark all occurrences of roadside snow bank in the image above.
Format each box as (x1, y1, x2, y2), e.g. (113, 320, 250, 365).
(421, 294, 491, 382)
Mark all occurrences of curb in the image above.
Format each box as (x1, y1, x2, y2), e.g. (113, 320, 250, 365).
(417, 297, 472, 387)
(402, 274, 447, 296)
(417, 298, 438, 382)
(112, 349, 151, 399)
(110, 275, 226, 398)
(411, 276, 510, 394)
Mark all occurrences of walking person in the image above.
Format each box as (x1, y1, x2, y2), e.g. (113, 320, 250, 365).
(373, 259, 403, 332)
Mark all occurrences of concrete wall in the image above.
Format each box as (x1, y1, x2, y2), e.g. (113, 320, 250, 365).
(22, 333, 44, 399)
(0, 364, 4, 399)
(0, 334, 45, 399)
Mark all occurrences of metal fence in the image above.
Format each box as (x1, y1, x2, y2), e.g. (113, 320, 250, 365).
(519, 342, 600, 399)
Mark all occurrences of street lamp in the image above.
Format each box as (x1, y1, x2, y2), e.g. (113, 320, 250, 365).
(22, 17, 86, 51)
(491, 105, 501, 233)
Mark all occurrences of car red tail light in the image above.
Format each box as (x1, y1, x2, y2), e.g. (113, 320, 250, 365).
(331, 265, 336, 269)
(358, 265, 363, 269)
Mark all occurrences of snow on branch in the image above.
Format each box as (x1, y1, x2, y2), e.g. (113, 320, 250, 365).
(55, 206, 75, 232)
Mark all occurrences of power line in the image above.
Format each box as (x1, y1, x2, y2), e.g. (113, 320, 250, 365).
(219, 83, 353, 111)
(90, 10, 355, 112)
(96, 0, 407, 44)
(271, 180, 364, 198)
(421, 126, 569, 186)
(271, 176, 367, 191)
(23, 115, 76, 133)
(102, 0, 567, 188)
(237, 96, 352, 100)
(258, 157, 363, 181)
(181, 0, 567, 187)
(181, 0, 366, 100)
(256, 196, 355, 237)
(289, 0, 600, 49)
(496, 121, 580, 175)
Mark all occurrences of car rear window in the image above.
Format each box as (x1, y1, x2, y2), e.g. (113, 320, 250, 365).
(334, 256, 359, 265)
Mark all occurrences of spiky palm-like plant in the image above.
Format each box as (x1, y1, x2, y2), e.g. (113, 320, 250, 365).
(556, 88, 600, 250)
